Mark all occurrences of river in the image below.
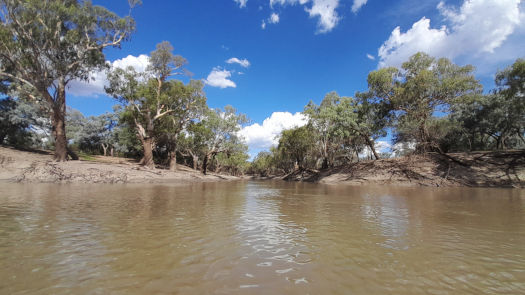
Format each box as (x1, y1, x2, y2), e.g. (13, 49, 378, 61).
(0, 181, 524, 294)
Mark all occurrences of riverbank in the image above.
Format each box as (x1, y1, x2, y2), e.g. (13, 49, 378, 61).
(282, 151, 525, 188)
(0, 146, 240, 184)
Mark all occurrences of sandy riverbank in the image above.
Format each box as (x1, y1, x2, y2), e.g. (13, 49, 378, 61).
(0, 146, 240, 184)
(282, 151, 525, 188)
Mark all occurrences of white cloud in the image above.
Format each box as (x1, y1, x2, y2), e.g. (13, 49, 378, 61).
(205, 68, 236, 88)
(226, 57, 251, 68)
(266, 0, 340, 33)
(306, 0, 340, 33)
(359, 140, 392, 158)
(239, 112, 308, 151)
(234, 0, 247, 8)
(262, 12, 280, 30)
(112, 54, 150, 73)
(351, 0, 368, 13)
(366, 53, 375, 60)
(378, 0, 523, 68)
(269, 12, 280, 24)
(67, 54, 150, 97)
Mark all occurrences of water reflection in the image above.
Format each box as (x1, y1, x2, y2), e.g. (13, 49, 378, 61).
(0, 182, 524, 294)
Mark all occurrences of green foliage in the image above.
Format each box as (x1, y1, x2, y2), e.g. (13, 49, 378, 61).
(277, 125, 315, 169)
(0, 0, 137, 160)
(0, 97, 49, 147)
(366, 52, 481, 152)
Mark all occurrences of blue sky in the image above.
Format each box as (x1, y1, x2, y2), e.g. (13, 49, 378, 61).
(68, 0, 525, 157)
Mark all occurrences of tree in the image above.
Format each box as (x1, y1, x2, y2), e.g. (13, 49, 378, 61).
(0, 96, 48, 146)
(450, 58, 525, 151)
(277, 125, 315, 170)
(0, 0, 138, 161)
(366, 52, 481, 153)
(492, 58, 525, 148)
(158, 80, 206, 171)
(106, 41, 187, 168)
(66, 110, 118, 156)
(304, 92, 341, 168)
(200, 106, 248, 175)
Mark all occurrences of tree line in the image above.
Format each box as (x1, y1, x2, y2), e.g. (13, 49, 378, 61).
(0, 0, 250, 175)
(249, 53, 524, 176)
(1, 1, 523, 177)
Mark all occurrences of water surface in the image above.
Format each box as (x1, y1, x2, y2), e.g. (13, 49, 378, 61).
(0, 181, 524, 294)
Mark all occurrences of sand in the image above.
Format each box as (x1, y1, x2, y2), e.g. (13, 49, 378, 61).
(0, 146, 240, 184)
(283, 151, 525, 188)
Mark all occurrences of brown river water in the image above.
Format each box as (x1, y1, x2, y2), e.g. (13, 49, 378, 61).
(0, 181, 524, 294)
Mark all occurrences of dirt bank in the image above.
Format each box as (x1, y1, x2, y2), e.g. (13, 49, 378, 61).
(0, 146, 240, 184)
(283, 151, 525, 188)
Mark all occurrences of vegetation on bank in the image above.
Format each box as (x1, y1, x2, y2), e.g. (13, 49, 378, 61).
(249, 55, 524, 177)
(0, 1, 524, 179)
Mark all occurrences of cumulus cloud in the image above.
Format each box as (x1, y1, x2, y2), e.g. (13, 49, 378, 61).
(378, 0, 523, 68)
(351, 0, 368, 13)
(205, 68, 236, 88)
(226, 57, 251, 68)
(234, 0, 247, 8)
(67, 54, 150, 97)
(366, 53, 375, 60)
(239, 112, 308, 151)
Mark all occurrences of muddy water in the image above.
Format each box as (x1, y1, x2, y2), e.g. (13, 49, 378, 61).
(0, 181, 524, 295)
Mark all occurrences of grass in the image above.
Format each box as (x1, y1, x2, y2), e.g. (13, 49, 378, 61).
(78, 152, 97, 162)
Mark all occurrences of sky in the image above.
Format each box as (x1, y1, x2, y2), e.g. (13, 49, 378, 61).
(68, 0, 525, 158)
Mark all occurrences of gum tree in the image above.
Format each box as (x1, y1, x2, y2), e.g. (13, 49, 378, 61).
(0, 0, 139, 161)
(366, 52, 481, 153)
(105, 41, 187, 168)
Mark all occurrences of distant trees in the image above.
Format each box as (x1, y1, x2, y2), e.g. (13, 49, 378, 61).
(0, 0, 138, 161)
(248, 53, 524, 176)
(451, 59, 525, 150)
(0, 97, 48, 146)
(198, 106, 248, 175)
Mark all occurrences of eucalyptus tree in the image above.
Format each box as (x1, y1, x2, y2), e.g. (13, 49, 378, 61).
(0, 0, 139, 161)
(200, 106, 248, 175)
(215, 139, 249, 176)
(105, 41, 187, 168)
(366, 52, 481, 153)
(0, 96, 47, 146)
(492, 58, 525, 148)
(304, 92, 341, 168)
(277, 125, 315, 171)
(158, 79, 207, 171)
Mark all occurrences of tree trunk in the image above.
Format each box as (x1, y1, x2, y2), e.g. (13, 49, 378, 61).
(202, 153, 210, 175)
(365, 137, 380, 160)
(169, 150, 177, 171)
(192, 155, 199, 170)
(321, 157, 328, 169)
(101, 143, 108, 156)
(110, 147, 114, 157)
(52, 102, 68, 162)
(141, 137, 155, 169)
